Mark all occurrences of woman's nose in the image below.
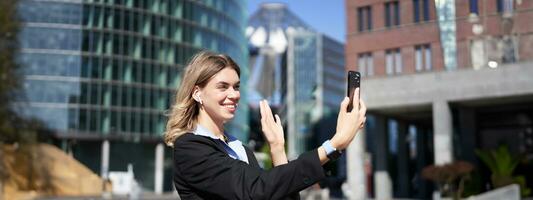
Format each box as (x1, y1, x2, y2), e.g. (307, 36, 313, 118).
(228, 89, 240, 99)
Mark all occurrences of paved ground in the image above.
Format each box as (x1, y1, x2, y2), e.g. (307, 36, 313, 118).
(35, 193, 180, 200)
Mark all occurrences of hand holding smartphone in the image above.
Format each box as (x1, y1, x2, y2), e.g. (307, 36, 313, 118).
(325, 70, 365, 153)
(347, 71, 361, 112)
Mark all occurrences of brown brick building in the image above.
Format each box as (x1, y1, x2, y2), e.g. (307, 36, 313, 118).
(344, 0, 533, 199)
(346, 0, 533, 76)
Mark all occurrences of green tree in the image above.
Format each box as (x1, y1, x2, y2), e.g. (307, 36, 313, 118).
(1, 0, 22, 198)
(0, 0, 25, 141)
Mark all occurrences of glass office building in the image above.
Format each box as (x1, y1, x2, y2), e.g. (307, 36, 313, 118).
(16, 0, 247, 191)
(285, 29, 346, 198)
(286, 31, 345, 157)
(247, 3, 344, 163)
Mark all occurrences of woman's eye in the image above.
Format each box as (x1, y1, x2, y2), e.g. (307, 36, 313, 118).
(217, 85, 228, 90)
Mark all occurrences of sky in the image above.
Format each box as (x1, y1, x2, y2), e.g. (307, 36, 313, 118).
(246, 0, 346, 43)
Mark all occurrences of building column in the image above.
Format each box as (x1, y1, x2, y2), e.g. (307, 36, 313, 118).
(396, 121, 410, 197)
(286, 36, 297, 159)
(432, 100, 453, 165)
(155, 143, 164, 194)
(101, 140, 110, 179)
(347, 128, 366, 200)
(373, 115, 392, 199)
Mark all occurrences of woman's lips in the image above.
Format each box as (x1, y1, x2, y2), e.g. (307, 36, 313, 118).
(222, 104, 237, 112)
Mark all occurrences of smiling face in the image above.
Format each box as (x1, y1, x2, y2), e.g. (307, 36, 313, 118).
(195, 67, 240, 124)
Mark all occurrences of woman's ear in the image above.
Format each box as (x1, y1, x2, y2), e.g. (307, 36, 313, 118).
(192, 86, 203, 105)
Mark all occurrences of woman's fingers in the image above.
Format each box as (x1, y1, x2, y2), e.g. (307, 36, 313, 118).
(275, 114, 282, 128)
(259, 101, 271, 134)
(336, 97, 349, 132)
(359, 116, 367, 129)
(264, 100, 275, 124)
(259, 100, 285, 145)
(332, 92, 369, 150)
(259, 101, 267, 119)
(359, 99, 367, 116)
(339, 97, 349, 114)
(352, 88, 360, 112)
(259, 100, 266, 119)
(260, 101, 272, 125)
(260, 100, 281, 137)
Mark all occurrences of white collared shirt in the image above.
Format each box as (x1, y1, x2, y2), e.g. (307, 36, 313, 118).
(194, 124, 249, 164)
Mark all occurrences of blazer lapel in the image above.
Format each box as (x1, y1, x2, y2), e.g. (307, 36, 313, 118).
(244, 146, 261, 169)
(197, 132, 260, 168)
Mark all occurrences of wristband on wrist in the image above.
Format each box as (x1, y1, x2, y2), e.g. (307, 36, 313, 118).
(321, 140, 343, 160)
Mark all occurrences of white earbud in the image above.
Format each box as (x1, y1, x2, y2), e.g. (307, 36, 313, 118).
(195, 94, 203, 105)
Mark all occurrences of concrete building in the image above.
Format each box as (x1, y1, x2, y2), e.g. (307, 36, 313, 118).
(345, 0, 533, 199)
(15, 0, 248, 193)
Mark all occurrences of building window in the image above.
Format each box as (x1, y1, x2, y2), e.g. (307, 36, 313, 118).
(413, 0, 430, 23)
(497, 0, 514, 14)
(415, 44, 432, 72)
(386, 49, 402, 75)
(385, 1, 400, 27)
(358, 6, 372, 32)
(470, 0, 479, 14)
(358, 52, 374, 77)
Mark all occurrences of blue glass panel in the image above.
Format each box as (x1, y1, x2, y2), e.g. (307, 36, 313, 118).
(20, 27, 81, 50)
(18, 1, 82, 24)
(435, 0, 457, 70)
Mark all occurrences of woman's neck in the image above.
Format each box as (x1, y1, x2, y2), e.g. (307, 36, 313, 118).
(197, 111, 224, 139)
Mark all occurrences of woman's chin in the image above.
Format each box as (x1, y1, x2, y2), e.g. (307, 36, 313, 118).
(221, 114, 235, 123)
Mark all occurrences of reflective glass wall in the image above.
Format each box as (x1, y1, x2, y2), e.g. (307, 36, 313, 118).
(17, 0, 248, 138)
(287, 31, 345, 157)
(18, 1, 83, 132)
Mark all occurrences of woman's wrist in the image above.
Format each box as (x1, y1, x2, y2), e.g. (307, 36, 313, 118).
(270, 145, 288, 166)
(317, 146, 329, 165)
(330, 135, 343, 150)
(268, 140, 284, 150)
(269, 144, 285, 155)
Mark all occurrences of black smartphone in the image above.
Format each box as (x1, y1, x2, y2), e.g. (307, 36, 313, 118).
(347, 71, 361, 112)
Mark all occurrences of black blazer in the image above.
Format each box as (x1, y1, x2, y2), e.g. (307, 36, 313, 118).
(173, 133, 326, 200)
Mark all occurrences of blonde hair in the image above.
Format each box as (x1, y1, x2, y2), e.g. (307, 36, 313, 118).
(164, 51, 240, 147)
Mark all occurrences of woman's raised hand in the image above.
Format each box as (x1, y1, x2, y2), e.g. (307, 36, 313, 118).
(259, 100, 287, 165)
(259, 100, 284, 148)
(331, 88, 367, 150)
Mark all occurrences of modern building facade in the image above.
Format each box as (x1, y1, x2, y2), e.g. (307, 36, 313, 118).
(16, 0, 248, 192)
(287, 32, 347, 197)
(345, 0, 533, 199)
(246, 4, 345, 162)
(247, 3, 313, 107)
(286, 31, 345, 158)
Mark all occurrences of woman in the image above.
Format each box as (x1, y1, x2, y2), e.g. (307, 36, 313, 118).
(165, 51, 366, 200)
